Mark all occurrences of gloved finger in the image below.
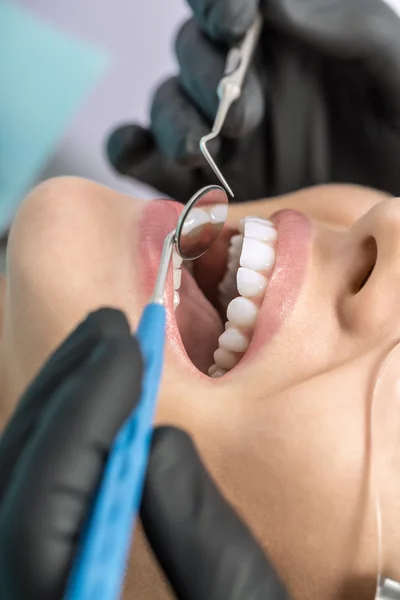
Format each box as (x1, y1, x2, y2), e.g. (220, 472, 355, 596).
(263, 0, 400, 104)
(0, 333, 143, 599)
(142, 427, 290, 600)
(150, 75, 221, 165)
(107, 79, 219, 170)
(107, 124, 210, 201)
(187, 0, 258, 41)
(175, 19, 265, 138)
(0, 308, 130, 499)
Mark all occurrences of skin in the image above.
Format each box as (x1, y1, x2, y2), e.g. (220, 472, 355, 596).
(0, 177, 399, 600)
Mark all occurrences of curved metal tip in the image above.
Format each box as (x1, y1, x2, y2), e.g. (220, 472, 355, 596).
(199, 134, 234, 198)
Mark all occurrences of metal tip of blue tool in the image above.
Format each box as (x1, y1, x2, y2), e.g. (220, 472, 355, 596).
(199, 136, 234, 198)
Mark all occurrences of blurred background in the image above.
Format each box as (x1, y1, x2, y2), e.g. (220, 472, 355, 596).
(2, 0, 400, 256)
(0, 0, 189, 246)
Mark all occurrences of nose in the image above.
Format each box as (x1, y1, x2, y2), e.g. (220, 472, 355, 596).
(351, 197, 400, 275)
(339, 198, 400, 338)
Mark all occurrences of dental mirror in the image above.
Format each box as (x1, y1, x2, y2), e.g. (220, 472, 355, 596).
(175, 185, 229, 260)
(149, 185, 228, 305)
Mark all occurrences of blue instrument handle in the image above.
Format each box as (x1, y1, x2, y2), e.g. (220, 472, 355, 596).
(64, 303, 166, 600)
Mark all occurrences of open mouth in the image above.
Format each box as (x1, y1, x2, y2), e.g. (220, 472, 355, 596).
(140, 201, 310, 379)
(173, 215, 279, 377)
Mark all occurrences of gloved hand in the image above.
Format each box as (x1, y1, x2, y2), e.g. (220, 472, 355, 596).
(0, 307, 289, 599)
(0, 308, 144, 599)
(142, 426, 291, 599)
(107, 0, 400, 203)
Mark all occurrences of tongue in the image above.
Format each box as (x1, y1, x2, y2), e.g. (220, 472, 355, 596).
(176, 268, 223, 373)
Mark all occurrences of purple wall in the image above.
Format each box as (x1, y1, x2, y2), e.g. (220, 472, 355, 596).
(22, 0, 189, 197)
(21, 0, 400, 199)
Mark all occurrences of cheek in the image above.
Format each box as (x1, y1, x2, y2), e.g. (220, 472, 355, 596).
(161, 370, 375, 599)
(2, 180, 144, 397)
(228, 395, 373, 598)
(228, 185, 387, 231)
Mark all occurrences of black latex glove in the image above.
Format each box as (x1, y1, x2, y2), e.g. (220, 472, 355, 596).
(107, 0, 400, 203)
(0, 308, 144, 599)
(142, 426, 290, 600)
(0, 305, 290, 600)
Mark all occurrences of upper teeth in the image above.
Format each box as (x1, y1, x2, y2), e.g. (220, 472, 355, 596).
(240, 237, 275, 271)
(237, 267, 267, 297)
(210, 216, 278, 377)
(172, 215, 278, 378)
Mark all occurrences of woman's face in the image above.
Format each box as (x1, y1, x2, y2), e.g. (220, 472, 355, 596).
(1, 178, 400, 600)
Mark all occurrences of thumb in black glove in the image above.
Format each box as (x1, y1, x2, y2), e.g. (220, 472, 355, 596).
(0, 308, 143, 599)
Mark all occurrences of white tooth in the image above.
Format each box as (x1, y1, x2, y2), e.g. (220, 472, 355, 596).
(227, 259, 240, 274)
(173, 250, 183, 268)
(173, 268, 182, 290)
(247, 216, 275, 226)
(221, 259, 238, 278)
(227, 297, 258, 328)
(228, 245, 240, 259)
(219, 295, 234, 311)
(239, 215, 275, 231)
(218, 279, 229, 295)
(211, 368, 227, 378)
(230, 234, 243, 248)
(208, 364, 219, 376)
(181, 207, 210, 235)
(240, 238, 275, 272)
(219, 326, 249, 353)
(174, 291, 180, 310)
(214, 347, 238, 370)
(244, 220, 277, 243)
(225, 321, 234, 329)
(237, 267, 267, 298)
(209, 203, 228, 224)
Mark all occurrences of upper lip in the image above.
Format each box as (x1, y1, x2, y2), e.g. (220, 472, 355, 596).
(138, 201, 311, 375)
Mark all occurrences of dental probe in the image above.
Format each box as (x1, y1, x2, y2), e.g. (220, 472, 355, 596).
(63, 185, 228, 600)
(200, 11, 264, 197)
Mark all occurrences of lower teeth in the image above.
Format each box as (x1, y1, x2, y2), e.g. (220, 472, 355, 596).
(209, 216, 277, 378)
(173, 251, 183, 310)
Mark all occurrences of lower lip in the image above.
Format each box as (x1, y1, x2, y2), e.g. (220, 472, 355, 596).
(138, 199, 182, 295)
(242, 209, 311, 365)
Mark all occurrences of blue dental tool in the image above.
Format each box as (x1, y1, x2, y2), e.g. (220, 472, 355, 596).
(64, 185, 228, 600)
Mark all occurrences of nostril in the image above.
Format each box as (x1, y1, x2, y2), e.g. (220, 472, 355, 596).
(357, 264, 374, 292)
(353, 236, 378, 294)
